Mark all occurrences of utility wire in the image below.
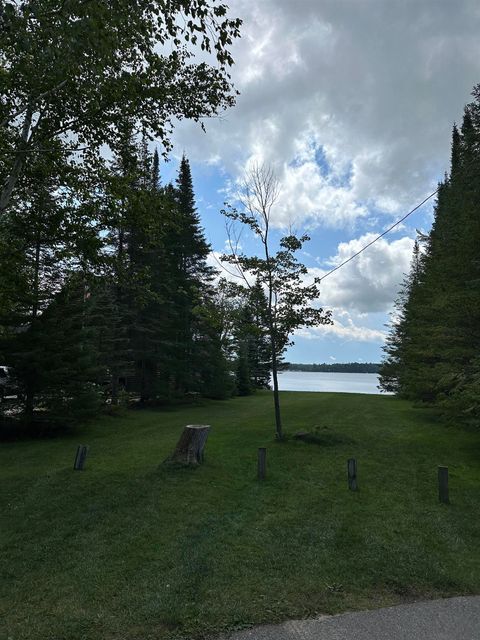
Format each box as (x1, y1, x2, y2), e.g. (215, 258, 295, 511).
(318, 188, 439, 282)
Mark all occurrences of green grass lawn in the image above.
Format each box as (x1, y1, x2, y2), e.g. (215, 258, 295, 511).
(1, 391, 479, 639)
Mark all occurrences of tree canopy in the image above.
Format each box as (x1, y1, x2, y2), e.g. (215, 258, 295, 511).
(0, 0, 241, 214)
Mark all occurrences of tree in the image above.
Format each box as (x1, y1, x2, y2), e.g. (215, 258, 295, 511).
(221, 164, 332, 439)
(166, 155, 215, 395)
(0, 0, 241, 215)
(0, 139, 103, 421)
(235, 340, 253, 396)
(379, 239, 424, 394)
(233, 288, 271, 392)
(381, 87, 480, 428)
(1, 270, 104, 426)
(193, 299, 235, 400)
(245, 278, 272, 389)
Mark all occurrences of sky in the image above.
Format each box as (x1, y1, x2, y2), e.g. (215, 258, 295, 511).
(164, 0, 480, 364)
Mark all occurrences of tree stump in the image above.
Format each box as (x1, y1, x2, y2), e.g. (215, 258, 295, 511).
(166, 424, 210, 466)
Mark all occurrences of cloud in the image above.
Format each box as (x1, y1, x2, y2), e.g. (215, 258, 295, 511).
(313, 233, 415, 313)
(296, 318, 386, 343)
(274, 153, 368, 229)
(171, 0, 480, 228)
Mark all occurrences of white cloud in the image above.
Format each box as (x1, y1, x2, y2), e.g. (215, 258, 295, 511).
(296, 318, 386, 343)
(274, 157, 368, 229)
(171, 0, 480, 228)
(314, 233, 415, 313)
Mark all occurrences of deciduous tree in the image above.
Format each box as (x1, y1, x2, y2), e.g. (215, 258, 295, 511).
(0, 0, 241, 215)
(221, 164, 332, 439)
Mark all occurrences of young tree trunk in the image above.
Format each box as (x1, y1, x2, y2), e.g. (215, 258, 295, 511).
(166, 424, 210, 465)
(270, 340, 283, 440)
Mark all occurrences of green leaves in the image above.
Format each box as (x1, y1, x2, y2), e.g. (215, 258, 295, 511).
(0, 0, 242, 215)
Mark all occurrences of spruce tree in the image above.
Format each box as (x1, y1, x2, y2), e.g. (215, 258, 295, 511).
(247, 278, 272, 389)
(379, 240, 423, 394)
(166, 155, 215, 395)
(235, 342, 253, 396)
(384, 88, 480, 427)
(0, 144, 98, 422)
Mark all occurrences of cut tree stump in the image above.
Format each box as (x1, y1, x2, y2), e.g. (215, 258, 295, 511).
(166, 424, 211, 466)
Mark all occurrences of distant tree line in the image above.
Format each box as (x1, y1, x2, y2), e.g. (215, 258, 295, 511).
(286, 363, 380, 373)
(380, 86, 480, 428)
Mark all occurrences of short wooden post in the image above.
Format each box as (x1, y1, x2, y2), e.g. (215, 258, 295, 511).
(73, 445, 89, 470)
(438, 466, 449, 504)
(347, 458, 357, 491)
(257, 447, 266, 480)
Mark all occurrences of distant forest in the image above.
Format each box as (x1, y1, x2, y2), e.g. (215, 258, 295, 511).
(285, 362, 380, 373)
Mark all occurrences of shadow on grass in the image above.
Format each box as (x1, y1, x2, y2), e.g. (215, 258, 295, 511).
(292, 426, 356, 447)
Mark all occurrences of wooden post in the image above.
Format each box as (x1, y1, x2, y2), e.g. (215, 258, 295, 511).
(257, 447, 266, 480)
(73, 445, 89, 470)
(347, 458, 357, 491)
(438, 466, 449, 504)
(166, 425, 210, 466)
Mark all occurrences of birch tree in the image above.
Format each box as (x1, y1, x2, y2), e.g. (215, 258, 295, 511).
(0, 0, 241, 215)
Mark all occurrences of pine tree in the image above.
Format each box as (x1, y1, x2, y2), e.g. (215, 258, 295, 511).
(233, 296, 271, 393)
(0, 144, 97, 422)
(235, 342, 253, 396)
(152, 149, 161, 192)
(165, 155, 215, 395)
(247, 278, 272, 389)
(193, 301, 235, 400)
(379, 240, 423, 394)
(385, 88, 480, 427)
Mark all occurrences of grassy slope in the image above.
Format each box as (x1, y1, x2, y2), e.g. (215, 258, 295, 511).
(1, 391, 479, 639)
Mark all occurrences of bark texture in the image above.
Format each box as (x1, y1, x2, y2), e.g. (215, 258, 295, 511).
(167, 424, 210, 465)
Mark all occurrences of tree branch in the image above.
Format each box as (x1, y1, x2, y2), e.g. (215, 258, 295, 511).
(1, 80, 68, 130)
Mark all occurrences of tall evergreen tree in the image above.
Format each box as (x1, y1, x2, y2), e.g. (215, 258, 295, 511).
(165, 155, 215, 395)
(0, 176, 107, 424)
(379, 240, 423, 394)
(381, 88, 480, 427)
(246, 278, 272, 389)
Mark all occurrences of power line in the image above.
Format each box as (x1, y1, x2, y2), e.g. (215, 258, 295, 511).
(318, 188, 439, 282)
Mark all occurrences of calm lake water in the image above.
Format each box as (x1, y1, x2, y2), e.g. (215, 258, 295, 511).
(277, 371, 387, 394)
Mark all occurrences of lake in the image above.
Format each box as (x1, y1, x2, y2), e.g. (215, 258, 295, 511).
(276, 371, 387, 394)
